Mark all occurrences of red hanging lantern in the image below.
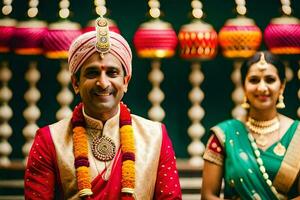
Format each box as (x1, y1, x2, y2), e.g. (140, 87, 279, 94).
(179, 20, 218, 60)
(133, 19, 177, 59)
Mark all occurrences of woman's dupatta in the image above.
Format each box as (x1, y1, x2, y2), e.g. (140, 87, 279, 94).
(219, 120, 280, 199)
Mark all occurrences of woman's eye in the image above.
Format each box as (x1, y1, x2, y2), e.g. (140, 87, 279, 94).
(248, 78, 260, 84)
(265, 77, 276, 83)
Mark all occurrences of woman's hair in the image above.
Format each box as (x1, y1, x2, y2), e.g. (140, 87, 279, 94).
(240, 50, 286, 84)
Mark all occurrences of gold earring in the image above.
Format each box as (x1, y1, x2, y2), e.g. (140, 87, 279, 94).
(276, 94, 285, 109)
(241, 96, 250, 109)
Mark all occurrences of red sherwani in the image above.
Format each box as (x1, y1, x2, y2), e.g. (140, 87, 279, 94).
(24, 112, 182, 200)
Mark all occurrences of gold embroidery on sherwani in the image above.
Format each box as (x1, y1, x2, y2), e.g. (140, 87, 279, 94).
(273, 123, 300, 194)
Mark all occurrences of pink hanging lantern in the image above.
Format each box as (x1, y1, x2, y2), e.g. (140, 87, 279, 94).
(219, 17, 262, 59)
(43, 21, 82, 59)
(264, 0, 300, 55)
(43, 0, 81, 59)
(133, 19, 177, 59)
(0, 18, 16, 53)
(0, 0, 17, 54)
(179, 20, 218, 60)
(13, 20, 47, 55)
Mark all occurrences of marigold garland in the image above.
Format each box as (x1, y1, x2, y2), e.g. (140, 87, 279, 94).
(71, 102, 136, 199)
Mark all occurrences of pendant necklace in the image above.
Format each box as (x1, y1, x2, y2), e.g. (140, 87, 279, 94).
(273, 126, 286, 156)
(88, 127, 116, 162)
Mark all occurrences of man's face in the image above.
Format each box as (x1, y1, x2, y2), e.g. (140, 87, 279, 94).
(72, 52, 128, 121)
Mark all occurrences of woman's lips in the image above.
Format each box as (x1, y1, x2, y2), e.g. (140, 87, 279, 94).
(256, 95, 269, 101)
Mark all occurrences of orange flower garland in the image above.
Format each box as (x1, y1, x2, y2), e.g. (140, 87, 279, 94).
(72, 102, 136, 199)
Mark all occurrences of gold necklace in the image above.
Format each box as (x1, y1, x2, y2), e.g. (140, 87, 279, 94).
(246, 116, 280, 135)
(246, 116, 280, 147)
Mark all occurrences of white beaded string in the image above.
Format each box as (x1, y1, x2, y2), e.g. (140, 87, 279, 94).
(247, 133, 281, 198)
(235, 0, 247, 16)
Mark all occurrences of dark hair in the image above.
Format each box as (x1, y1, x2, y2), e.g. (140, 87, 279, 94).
(240, 50, 286, 84)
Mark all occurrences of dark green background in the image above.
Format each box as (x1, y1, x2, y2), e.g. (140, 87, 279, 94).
(2, 0, 300, 159)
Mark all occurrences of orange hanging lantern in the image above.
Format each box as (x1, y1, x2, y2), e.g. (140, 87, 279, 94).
(219, 17, 262, 59)
(218, 0, 262, 59)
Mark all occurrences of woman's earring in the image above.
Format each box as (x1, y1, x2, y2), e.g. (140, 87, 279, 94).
(241, 96, 250, 109)
(276, 94, 285, 109)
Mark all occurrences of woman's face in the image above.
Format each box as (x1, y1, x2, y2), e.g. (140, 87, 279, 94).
(244, 61, 284, 111)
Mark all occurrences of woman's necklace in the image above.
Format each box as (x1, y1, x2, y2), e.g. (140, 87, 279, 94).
(246, 116, 280, 147)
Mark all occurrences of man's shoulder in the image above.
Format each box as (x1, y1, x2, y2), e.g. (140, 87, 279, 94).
(45, 117, 72, 129)
(131, 114, 162, 126)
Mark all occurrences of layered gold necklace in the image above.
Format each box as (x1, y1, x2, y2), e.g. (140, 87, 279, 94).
(246, 116, 280, 147)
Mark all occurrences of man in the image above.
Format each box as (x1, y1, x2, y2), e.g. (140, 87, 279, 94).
(24, 17, 182, 200)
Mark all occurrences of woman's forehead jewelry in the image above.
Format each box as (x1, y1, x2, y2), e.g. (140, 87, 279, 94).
(95, 17, 111, 58)
(256, 52, 268, 71)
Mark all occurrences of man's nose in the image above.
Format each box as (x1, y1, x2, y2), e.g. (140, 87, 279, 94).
(96, 74, 109, 89)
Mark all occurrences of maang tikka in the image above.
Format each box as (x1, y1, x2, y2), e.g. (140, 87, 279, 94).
(257, 52, 268, 71)
(95, 16, 111, 58)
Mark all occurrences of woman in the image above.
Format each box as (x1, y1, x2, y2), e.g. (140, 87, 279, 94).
(201, 51, 300, 200)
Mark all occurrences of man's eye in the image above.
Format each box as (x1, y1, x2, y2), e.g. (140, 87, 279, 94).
(107, 70, 119, 77)
(85, 70, 98, 78)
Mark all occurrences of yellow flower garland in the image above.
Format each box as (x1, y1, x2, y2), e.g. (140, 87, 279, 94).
(72, 102, 135, 199)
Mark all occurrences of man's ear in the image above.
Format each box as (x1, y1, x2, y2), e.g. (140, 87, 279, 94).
(123, 76, 129, 93)
(71, 75, 80, 95)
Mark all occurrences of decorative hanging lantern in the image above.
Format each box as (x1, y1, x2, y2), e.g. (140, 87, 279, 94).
(12, 0, 46, 163)
(264, 0, 300, 117)
(178, 2, 218, 60)
(178, 0, 218, 168)
(43, 0, 81, 59)
(133, 0, 177, 122)
(219, 0, 262, 119)
(13, 0, 47, 55)
(43, 0, 80, 120)
(0, 0, 16, 53)
(82, 0, 120, 33)
(264, 0, 300, 55)
(218, 0, 262, 59)
(0, 0, 15, 167)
